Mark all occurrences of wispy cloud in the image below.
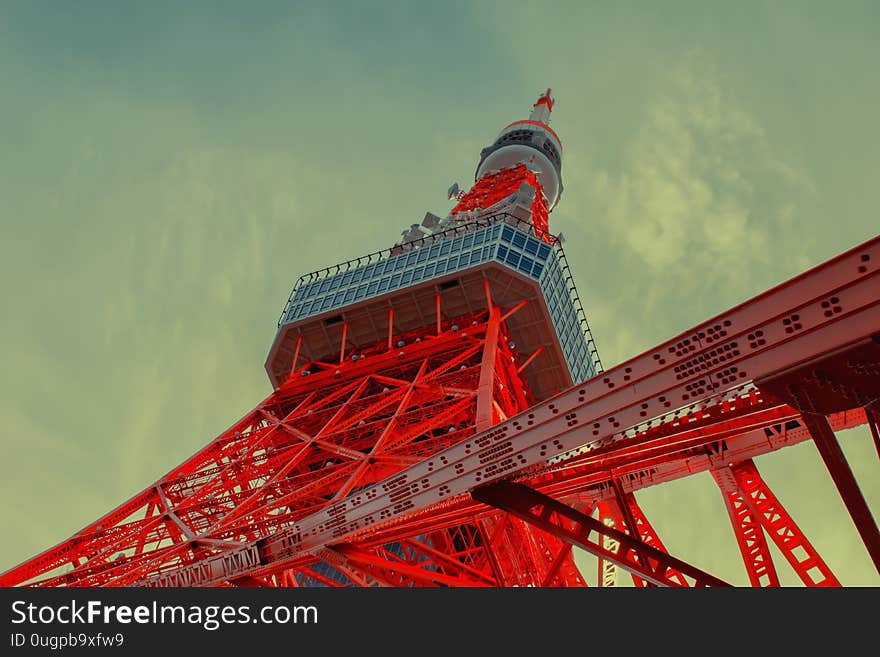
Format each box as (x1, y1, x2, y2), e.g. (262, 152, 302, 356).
(561, 50, 815, 364)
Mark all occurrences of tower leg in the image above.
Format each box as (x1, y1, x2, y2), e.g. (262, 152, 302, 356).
(866, 405, 880, 460)
(473, 482, 731, 587)
(800, 413, 880, 574)
(711, 467, 780, 586)
(719, 458, 839, 585)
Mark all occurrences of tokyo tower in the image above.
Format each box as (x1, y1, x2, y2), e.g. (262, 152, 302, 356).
(3, 90, 878, 588)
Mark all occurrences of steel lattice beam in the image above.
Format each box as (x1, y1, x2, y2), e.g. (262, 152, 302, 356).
(711, 467, 781, 587)
(472, 482, 731, 587)
(720, 459, 839, 586)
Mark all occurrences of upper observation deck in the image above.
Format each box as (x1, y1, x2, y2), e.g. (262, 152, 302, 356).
(266, 213, 602, 402)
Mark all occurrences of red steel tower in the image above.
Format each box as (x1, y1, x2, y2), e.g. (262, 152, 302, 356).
(3, 91, 878, 588)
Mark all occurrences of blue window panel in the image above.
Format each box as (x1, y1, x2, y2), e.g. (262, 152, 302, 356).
(406, 252, 418, 266)
(440, 242, 451, 256)
(417, 249, 429, 263)
(394, 257, 406, 271)
(344, 289, 355, 303)
(532, 263, 544, 278)
(367, 281, 378, 295)
(377, 278, 389, 293)
(413, 266, 425, 280)
(502, 225, 514, 242)
(390, 273, 402, 287)
(525, 238, 539, 255)
(356, 284, 368, 298)
(505, 252, 520, 267)
(319, 280, 330, 293)
(429, 243, 440, 258)
(424, 264, 435, 277)
(333, 292, 345, 305)
(341, 272, 353, 285)
(401, 271, 413, 285)
(521, 256, 535, 273)
(512, 231, 527, 248)
(436, 259, 447, 273)
(498, 245, 508, 260)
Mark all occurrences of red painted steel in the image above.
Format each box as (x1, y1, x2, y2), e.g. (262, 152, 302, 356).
(1, 308, 581, 588)
(3, 233, 878, 586)
(711, 467, 781, 587)
(450, 164, 552, 240)
(472, 482, 731, 587)
(2, 90, 878, 588)
(718, 459, 840, 586)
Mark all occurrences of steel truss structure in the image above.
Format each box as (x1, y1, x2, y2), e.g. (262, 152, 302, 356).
(3, 233, 878, 588)
(3, 90, 878, 588)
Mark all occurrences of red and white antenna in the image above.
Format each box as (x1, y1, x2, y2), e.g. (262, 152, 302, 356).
(529, 87, 554, 124)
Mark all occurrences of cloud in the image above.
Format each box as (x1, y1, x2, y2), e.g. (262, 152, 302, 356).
(559, 50, 815, 365)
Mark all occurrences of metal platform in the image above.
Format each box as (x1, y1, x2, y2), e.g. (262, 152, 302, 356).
(266, 214, 603, 401)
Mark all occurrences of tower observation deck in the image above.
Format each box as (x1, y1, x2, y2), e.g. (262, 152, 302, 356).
(266, 89, 603, 403)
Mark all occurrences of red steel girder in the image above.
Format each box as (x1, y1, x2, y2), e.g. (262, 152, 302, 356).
(868, 405, 880, 459)
(756, 338, 880, 574)
(595, 501, 621, 587)
(711, 467, 780, 587)
(801, 413, 880, 573)
(472, 482, 731, 587)
(716, 459, 839, 586)
(260, 236, 878, 569)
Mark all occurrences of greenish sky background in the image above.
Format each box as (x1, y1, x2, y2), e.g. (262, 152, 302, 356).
(1, 1, 878, 586)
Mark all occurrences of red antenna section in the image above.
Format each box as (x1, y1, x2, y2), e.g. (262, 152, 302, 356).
(533, 87, 554, 115)
(450, 164, 552, 242)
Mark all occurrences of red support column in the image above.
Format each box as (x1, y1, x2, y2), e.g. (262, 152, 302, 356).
(727, 458, 840, 586)
(339, 322, 348, 364)
(625, 492, 689, 587)
(596, 500, 619, 588)
(476, 306, 501, 432)
(800, 413, 880, 574)
(711, 466, 780, 587)
(610, 480, 651, 587)
(436, 294, 442, 336)
(517, 346, 543, 374)
(387, 307, 394, 351)
(288, 334, 303, 379)
(473, 482, 731, 587)
(866, 405, 880, 460)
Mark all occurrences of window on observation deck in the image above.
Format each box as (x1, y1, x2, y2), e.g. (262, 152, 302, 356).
(280, 220, 599, 382)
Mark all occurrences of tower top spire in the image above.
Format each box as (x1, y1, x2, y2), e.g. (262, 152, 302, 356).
(529, 88, 554, 123)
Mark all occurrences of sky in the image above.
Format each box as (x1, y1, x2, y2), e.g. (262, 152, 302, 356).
(1, 0, 878, 586)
